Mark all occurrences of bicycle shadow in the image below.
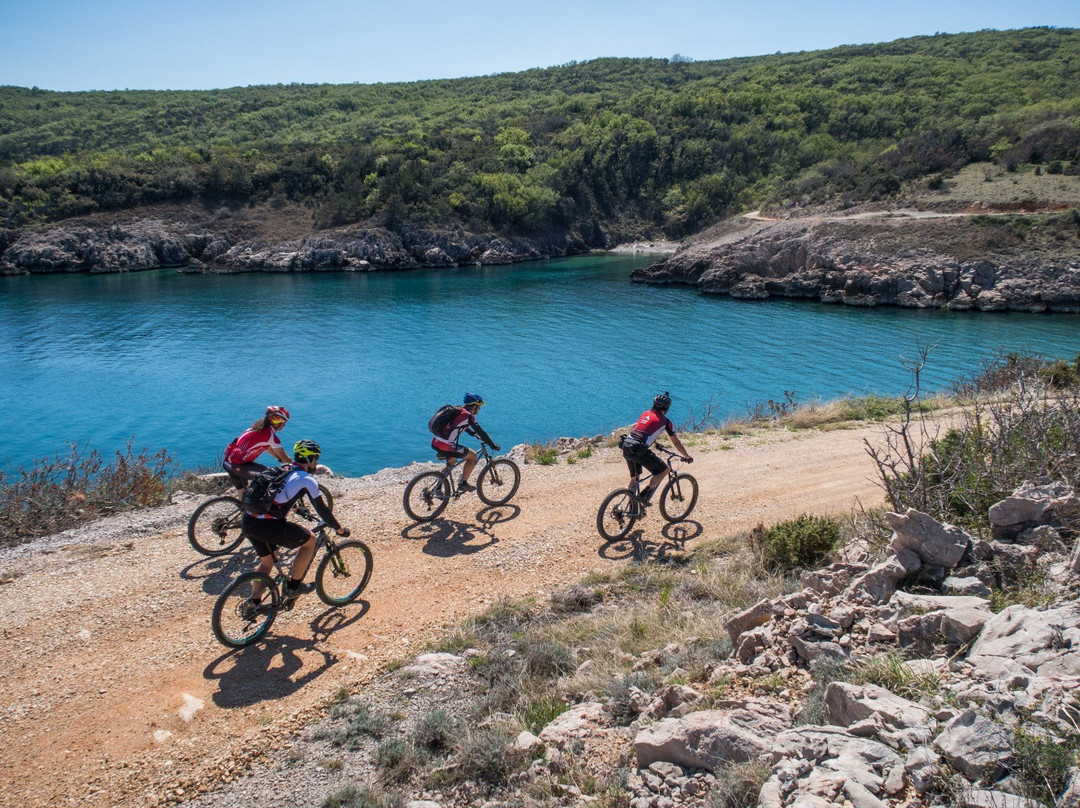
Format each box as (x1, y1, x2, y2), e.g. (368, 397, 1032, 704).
(179, 549, 259, 596)
(400, 519, 499, 558)
(476, 504, 520, 525)
(598, 519, 703, 563)
(204, 635, 336, 709)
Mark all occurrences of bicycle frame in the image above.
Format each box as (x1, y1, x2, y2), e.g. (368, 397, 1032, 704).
(628, 445, 686, 496)
(436, 440, 496, 496)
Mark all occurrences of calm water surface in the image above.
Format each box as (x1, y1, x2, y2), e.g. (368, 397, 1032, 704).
(2, 254, 1077, 476)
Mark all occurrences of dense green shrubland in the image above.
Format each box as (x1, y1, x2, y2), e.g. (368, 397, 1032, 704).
(1, 28, 1079, 237)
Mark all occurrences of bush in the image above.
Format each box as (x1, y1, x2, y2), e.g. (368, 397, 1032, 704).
(705, 760, 773, 808)
(752, 515, 840, 573)
(520, 639, 574, 679)
(413, 710, 456, 753)
(0, 439, 174, 545)
(323, 786, 403, 808)
(532, 447, 558, 466)
(1012, 726, 1080, 805)
(325, 784, 404, 808)
(442, 725, 526, 788)
(521, 694, 569, 734)
(376, 738, 424, 783)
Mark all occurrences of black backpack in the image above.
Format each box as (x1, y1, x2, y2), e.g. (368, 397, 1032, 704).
(240, 465, 293, 515)
(428, 404, 460, 438)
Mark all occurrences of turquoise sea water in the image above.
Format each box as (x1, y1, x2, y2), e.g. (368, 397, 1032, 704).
(1, 254, 1077, 476)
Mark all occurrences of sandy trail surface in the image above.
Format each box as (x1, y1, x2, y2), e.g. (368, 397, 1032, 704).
(0, 424, 893, 808)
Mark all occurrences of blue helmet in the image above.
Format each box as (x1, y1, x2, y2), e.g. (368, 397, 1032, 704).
(464, 392, 485, 407)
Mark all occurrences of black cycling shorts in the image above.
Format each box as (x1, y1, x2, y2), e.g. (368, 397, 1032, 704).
(622, 445, 666, 478)
(223, 461, 267, 489)
(242, 514, 311, 558)
(436, 444, 469, 460)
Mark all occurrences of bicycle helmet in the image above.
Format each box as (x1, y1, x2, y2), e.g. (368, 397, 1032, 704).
(653, 391, 672, 411)
(463, 393, 485, 407)
(266, 405, 290, 425)
(293, 439, 321, 461)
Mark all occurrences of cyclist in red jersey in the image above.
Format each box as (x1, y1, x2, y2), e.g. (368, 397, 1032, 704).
(223, 406, 292, 491)
(620, 392, 692, 506)
(431, 393, 500, 492)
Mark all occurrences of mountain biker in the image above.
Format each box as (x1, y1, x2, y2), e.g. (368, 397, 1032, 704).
(223, 406, 292, 491)
(431, 393, 500, 493)
(242, 439, 349, 608)
(620, 392, 693, 506)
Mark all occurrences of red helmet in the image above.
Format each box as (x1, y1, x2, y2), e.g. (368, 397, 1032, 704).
(266, 405, 290, 426)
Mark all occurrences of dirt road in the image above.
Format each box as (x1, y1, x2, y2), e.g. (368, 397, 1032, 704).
(0, 424, 892, 807)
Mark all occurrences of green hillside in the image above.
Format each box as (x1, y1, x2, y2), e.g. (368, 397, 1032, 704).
(1, 27, 1079, 239)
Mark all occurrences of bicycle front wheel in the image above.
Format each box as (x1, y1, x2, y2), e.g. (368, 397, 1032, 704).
(188, 496, 247, 556)
(211, 571, 278, 648)
(597, 488, 639, 542)
(660, 474, 699, 522)
(477, 459, 521, 506)
(403, 472, 450, 521)
(316, 540, 374, 606)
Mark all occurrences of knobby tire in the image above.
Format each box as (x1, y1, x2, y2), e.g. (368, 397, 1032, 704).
(596, 488, 639, 542)
(315, 540, 374, 606)
(211, 571, 278, 648)
(188, 496, 246, 556)
(476, 459, 521, 506)
(659, 474, 699, 523)
(403, 471, 451, 521)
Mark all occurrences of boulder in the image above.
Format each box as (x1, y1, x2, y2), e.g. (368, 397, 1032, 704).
(934, 709, 1012, 782)
(968, 604, 1080, 678)
(726, 598, 773, 646)
(957, 790, 1040, 808)
(887, 509, 971, 568)
(943, 576, 993, 597)
(892, 591, 990, 612)
(539, 702, 606, 747)
(824, 682, 932, 731)
(790, 634, 849, 663)
(760, 725, 906, 806)
(988, 480, 1079, 528)
(800, 563, 870, 597)
(904, 745, 940, 795)
(941, 606, 993, 646)
(844, 550, 921, 605)
(633, 702, 792, 771)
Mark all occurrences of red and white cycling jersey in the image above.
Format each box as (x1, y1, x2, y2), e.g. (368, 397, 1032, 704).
(628, 409, 676, 447)
(432, 408, 477, 451)
(224, 426, 282, 465)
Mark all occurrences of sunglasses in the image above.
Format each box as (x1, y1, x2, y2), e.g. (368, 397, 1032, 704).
(270, 417, 287, 427)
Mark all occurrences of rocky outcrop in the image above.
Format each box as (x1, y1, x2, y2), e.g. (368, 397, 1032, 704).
(0, 219, 590, 275)
(631, 215, 1080, 313)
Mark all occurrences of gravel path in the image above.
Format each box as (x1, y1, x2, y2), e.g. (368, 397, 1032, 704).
(0, 424, 893, 808)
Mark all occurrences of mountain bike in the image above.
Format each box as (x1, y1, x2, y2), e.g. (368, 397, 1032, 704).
(596, 446, 698, 542)
(403, 441, 521, 522)
(210, 517, 372, 648)
(187, 483, 334, 556)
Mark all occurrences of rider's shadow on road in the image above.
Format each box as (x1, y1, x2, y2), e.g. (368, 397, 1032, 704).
(599, 519, 702, 563)
(205, 637, 333, 709)
(400, 519, 499, 558)
(180, 548, 259, 597)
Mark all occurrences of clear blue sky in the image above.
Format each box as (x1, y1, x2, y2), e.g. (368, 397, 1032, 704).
(2, 0, 1079, 91)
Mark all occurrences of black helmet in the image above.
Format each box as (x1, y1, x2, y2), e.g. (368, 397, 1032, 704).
(293, 439, 321, 461)
(653, 391, 672, 411)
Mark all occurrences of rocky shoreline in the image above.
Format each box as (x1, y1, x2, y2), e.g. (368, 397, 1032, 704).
(632, 213, 1080, 313)
(0, 218, 595, 276)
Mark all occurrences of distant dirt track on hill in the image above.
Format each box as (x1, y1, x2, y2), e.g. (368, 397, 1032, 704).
(0, 422, 901, 808)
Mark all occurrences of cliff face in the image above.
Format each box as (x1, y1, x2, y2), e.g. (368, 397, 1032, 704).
(0, 218, 592, 275)
(632, 213, 1080, 313)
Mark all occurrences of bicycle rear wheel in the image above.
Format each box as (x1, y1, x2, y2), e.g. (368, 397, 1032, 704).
(316, 540, 374, 606)
(477, 459, 521, 506)
(188, 496, 247, 556)
(316, 486, 334, 512)
(403, 471, 451, 521)
(211, 571, 278, 648)
(659, 474, 699, 522)
(597, 488, 639, 542)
